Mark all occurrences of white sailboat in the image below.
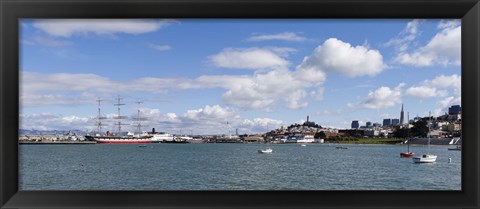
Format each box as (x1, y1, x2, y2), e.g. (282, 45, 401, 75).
(413, 117, 437, 163)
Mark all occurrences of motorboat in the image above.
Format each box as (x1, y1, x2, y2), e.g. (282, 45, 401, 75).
(412, 154, 437, 163)
(448, 146, 461, 151)
(258, 148, 273, 154)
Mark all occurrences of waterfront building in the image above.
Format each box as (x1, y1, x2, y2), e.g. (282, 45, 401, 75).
(383, 119, 391, 127)
(400, 104, 405, 125)
(364, 129, 379, 137)
(366, 121, 372, 128)
(447, 123, 462, 132)
(373, 123, 382, 128)
(351, 120, 359, 129)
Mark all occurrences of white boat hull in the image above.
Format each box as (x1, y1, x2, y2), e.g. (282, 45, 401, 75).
(258, 149, 272, 154)
(413, 155, 437, 163)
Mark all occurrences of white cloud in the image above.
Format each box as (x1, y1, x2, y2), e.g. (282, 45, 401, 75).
(22, 65, 327, 110)
(247, 32, 307, 42)
(394, 20, 461, 67)
(297, 38, 385, 77)
(405, 86, 447, 98)
(20, 113, 92, 131)
(184, 105, 239, 121)
(33, 19, 175, 37)
(434, 96, 461, 116)
(201, 69, 322, 110)
(240, 118, 283, 129)
(137, 105, 284, 134)
(149, 44, 171, 51)
(208, 47, 291, 70)
(385, 19, 422, 52)
(362, 83, 405, 109)
(19, 105, 285, 134)
(20, 72, 185, 107)
(423, 74, 461, 90)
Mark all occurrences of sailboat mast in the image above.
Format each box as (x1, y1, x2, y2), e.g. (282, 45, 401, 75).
(96, 98, 103, 136)
(136, 101, 144, 133)
(114, 96, 126, 136)
(95, 97, 108, 136)
(428, 111, 431, 154)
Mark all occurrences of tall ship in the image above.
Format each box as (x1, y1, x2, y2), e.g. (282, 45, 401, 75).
(85, 96, 154, 144)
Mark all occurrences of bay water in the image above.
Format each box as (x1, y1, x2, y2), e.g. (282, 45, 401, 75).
(19, 143, 461, 190)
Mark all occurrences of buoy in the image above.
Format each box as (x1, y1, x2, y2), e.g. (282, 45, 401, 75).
(448, 158, 452, 163)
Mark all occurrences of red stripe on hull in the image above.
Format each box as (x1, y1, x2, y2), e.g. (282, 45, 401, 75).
(96, 141, 153, 144)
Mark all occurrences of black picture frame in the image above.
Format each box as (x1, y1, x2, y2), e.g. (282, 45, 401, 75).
(1, 0, 479, 208)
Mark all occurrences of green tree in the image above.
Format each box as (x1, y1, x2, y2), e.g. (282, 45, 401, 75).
(315, 131, 326, 139)
(411, 120, 428, 137)
(393, 127, 410, 138)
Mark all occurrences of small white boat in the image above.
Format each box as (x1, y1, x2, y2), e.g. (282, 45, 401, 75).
(413, 118, 437, 163)
(412, 154, 437, 163)
(301, 144, 307, 147)
(258, 148, 273, 154)
(448, 146, 461, 151)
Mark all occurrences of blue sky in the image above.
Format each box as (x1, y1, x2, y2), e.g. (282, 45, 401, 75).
(20, 19, 461, 134)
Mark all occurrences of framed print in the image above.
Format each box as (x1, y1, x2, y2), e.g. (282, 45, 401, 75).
(1, 0, 479, 208)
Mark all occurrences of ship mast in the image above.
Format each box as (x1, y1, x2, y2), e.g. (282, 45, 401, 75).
(96, 97, 107, 136)
(133, 101, 147, 134)
(113, 96, 128, 137)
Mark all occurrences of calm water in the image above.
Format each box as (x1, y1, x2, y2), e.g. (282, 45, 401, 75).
(19, 143, 461, 190)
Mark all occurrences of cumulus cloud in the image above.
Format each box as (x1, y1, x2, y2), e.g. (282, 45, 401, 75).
(21, 69, 324, 110)
(208, 47, 292, 70)
(297, 38, 385, 77)
(20, 72, 195, 106)
(434, 96, 461, 116)
(32, 19, 175, 37)
(362, 83, 405, 109)
(20, 104, 285, 134)
(184, 105, 239, 121)
(405, 86, 447, 98)
(20, 113, 92, 131)
(199, 69, 324, 110)
(247, 32, 307, 42)
(423, 74, 461, 90)
(394, 20, 461, 67)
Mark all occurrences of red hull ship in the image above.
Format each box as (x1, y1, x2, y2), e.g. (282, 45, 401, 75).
(85, 96, 155, 144)
(85, 135, 154, 144)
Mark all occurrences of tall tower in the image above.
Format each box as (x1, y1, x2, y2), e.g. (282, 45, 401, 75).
(400, 104, 405, 125)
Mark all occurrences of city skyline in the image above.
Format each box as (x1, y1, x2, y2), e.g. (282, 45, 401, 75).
(20, 19, 461, 134)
